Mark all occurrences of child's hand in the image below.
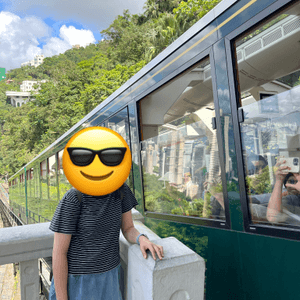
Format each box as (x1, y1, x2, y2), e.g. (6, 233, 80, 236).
(139, 237, 164, 260)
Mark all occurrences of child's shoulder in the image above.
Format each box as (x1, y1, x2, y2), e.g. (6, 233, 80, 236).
(122, 183, 133, 194)
(61, 188, 81, 205)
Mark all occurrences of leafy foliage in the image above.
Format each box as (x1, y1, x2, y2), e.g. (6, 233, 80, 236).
(0, 0, 221, 176)
(4, 0, 224, 262)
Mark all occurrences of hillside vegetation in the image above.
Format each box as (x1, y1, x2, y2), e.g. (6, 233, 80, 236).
(0, 0, 221, 176)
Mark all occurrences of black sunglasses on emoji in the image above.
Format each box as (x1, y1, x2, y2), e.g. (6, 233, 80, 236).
(67, 147, 127, 167)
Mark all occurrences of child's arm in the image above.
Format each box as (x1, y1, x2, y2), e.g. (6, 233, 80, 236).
(121, 210, 164, 260)
(52, 232, 72, 300)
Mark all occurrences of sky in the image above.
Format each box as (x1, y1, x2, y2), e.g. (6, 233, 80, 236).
(0, 0, 147, 71)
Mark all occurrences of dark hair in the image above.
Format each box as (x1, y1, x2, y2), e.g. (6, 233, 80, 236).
(283, 173, 294, 187)
(246, 153, 268, 175)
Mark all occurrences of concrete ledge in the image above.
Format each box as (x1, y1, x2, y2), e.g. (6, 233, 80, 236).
(0, 216, 206, 300)
(119, 220, 160, 264)
(127, 237, 205, 300)
(131, 208, 145, 223)
(119, 220, 161, 298)
(0, 222, 53, 265)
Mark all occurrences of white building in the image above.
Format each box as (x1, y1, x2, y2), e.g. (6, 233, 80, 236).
(6, 79, 47, 107)
(21, 55, 45, 68)
(5, 91, 33, 107)
(20, 80, 47, 92)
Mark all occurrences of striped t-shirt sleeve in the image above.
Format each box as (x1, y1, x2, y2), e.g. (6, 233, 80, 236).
(122, 184, 139, 213)
(49, 189, 81, 234)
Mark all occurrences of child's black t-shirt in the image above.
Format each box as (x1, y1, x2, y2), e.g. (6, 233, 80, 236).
(49, 183, 138, 275)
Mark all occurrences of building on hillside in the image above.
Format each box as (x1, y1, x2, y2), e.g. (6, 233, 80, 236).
(0, 68, 6, 81)
(21, 55, 45, 68)
(6, 79, 47, 107)
(72, 43, 91, 49)
(20, 80, 47, 92)
(5, 91, 34, 107)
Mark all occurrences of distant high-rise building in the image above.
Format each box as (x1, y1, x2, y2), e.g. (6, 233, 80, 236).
(21, 55, 44, 68)
(0, 68, 6, 81)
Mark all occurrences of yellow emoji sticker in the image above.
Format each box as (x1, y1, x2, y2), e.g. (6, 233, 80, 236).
(63, 127, 132, 196)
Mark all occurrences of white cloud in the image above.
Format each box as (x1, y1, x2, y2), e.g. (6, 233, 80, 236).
(5, 0, 146, 32)
(0, 12, 96, 70)
(42, 37, 71, 58)
(59, 25, 96, 47)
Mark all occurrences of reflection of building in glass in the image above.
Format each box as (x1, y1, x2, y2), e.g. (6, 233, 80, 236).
(236, 5, 300, 227)
(142, 108, 220, 201)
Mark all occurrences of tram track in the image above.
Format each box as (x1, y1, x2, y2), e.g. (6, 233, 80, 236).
(0, 183, 48, 300)
(0, 211, 18, 300)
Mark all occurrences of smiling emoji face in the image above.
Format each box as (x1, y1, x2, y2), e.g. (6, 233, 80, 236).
(63, 127, 132, 196)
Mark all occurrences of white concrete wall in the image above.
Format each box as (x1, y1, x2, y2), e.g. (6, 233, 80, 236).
(0, 208, 206, 300)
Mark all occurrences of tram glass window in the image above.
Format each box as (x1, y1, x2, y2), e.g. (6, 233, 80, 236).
(21, 173, 25, 196)
(58, 149, 72, 196)
(107, 108, 134, 191)
(49, 154, 58, 201)
(40, 160, 48, 199)
(26, 170, 31, 198)
(235, 1, 300, 227)
(139, 57, 225, 219)
(34, 166, 40, 199)
(29, 168, 33, 198)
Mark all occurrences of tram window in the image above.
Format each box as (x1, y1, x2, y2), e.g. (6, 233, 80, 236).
(40, 160, 48, 199)
(58, 149, 72, 196)
(139, 57, 225, 220)
(107, 108, 134, 192)
(34, 167, 40, 198)
(235, 1, 300, 227)
(49, 154, 58, 200)
(26, 170, 31, 197)
(29, 168, 33, 198)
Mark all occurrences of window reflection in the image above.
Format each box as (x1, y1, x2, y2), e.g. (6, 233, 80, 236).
(40, 160, 48, 199)
(236, 2, 300, 226)
(107, 109, 134, 191)
(49, 154, 58, 201)
(140, 57, 225, 219)
(58, 149, 72, 196)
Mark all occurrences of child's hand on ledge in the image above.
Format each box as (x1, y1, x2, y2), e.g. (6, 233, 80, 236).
(139, 237, 164, 260)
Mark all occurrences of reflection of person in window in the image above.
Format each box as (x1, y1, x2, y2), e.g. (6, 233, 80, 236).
(209, 154, 267, 219)
(267, 161, 300, 224)
(209, 190, 225, 219)
(246, 153, 268, 176)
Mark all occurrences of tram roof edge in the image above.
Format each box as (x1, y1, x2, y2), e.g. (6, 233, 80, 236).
(9, 0, 238, 180)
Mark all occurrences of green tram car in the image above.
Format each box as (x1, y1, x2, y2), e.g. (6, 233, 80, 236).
(8, 0, 300, 298)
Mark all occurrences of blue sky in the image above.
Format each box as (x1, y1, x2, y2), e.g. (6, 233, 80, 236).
(40, 18, 103, 47)
(0, 0, 146, 70)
